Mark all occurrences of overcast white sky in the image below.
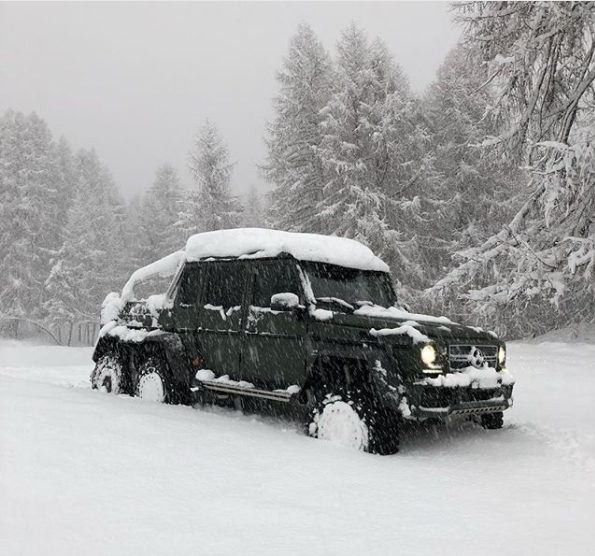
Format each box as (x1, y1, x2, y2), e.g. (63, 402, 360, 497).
(0, 1, 460, 200)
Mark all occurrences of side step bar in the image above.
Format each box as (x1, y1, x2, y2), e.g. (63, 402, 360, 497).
(194, 379, 294, 403)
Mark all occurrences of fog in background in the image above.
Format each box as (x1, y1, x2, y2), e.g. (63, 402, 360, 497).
(0, 1, 460, 198)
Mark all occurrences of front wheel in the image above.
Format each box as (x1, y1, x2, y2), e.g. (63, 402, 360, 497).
(481, 411, 504, 429)
(307, 391, 401, 455)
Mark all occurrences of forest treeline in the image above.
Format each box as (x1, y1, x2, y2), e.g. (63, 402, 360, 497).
(1, 2, 594, 342)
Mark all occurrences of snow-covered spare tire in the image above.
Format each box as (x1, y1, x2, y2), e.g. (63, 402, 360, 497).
(308, 392, 401, 455)
(91, 354, 124, 394)
(136, 359, 169, 403)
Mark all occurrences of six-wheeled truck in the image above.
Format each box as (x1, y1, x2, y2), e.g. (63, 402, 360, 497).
(92, 229, 514, 454)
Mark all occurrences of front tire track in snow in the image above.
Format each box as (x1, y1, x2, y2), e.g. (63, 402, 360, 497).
(513, 422, 595, 476)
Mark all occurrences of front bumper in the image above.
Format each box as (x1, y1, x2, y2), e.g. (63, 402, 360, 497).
(406, 382, 514, 421)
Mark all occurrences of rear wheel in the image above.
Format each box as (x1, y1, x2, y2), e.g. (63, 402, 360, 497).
(481, 411, 504, 430)
(307, 390, 401, 455)
(136, 359, 169, 403)
(91, 354, 124, 394)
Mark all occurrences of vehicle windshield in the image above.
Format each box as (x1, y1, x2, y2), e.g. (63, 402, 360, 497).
(302, 262, 397, 311)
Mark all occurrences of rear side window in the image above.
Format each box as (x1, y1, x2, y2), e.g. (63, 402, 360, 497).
(203, 263, 247, 308)
(252, 262, 301, 307)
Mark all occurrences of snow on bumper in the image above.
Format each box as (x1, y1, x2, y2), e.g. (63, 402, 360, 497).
(404, 365, 515, 420)
(422, 365, 515, 389)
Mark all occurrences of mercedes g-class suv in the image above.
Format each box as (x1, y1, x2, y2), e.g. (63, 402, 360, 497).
(92, 228, 514, 454)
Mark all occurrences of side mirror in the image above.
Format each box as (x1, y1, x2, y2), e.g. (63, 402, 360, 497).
(270, 292, 300, 311)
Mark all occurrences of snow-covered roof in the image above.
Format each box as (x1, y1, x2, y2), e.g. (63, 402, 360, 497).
(185, 228, 389, 272)
(119, 229, 389, 302)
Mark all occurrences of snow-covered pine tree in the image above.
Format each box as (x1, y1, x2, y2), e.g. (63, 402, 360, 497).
(188, 120, 242, 232)
(262, 22, 333, 232)
(0, 110, 60, 327)
(174, 186, 204, 241)
(242, 185, 265, 228)
(120, 194, 145, 275)
(317, 25, 430, 290)
(419, 45, 522, 320)
(135, 163, 185, 265)
(433, 2, 595, 337)
(65, 148, 128, 320)
(53, 137, 77, 238)
(43, 188, 88, 342)
(367, 38, 438, 293)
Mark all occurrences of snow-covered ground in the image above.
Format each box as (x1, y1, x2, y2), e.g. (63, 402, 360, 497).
(1, 340, 594, 556)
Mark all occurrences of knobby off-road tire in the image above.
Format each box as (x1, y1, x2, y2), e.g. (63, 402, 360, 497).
(91, 354, 124, 394)
(307, 390, 401, 455)
(481, 411, 504, 430)
(135, 358, 171, 403)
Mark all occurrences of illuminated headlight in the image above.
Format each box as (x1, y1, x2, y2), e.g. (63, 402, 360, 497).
(421, 344, 437, 366)
(498, 346, 506, 365)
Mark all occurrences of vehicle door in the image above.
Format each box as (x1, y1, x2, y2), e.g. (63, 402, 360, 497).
(197, 261, 247, 379)
(240, 260, 307, 389)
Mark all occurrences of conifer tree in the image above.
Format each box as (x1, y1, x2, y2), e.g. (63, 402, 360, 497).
(263, 22, 333, 232)
(0, 110, 59, 322)
(135, 163, 184, 264)
(242, 186, 265, 228)
(188, 120, 241, 232)
(317, 25, 430, 290)
(422, 46, 521, 276)
(434, 1, 595, 336)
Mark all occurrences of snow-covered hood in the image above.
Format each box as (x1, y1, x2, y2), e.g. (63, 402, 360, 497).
(311, 305, 499, 345)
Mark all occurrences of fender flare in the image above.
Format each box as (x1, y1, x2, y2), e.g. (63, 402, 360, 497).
(297, 350, 398, 409)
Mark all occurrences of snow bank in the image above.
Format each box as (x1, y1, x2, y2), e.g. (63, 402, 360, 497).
(185, 228, 389, 272)
(525, 323, 595, 344)
(2, 341, 594, 556)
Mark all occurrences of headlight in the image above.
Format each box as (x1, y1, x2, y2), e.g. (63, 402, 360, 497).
(421, 344, 437, 366)
(498, 345, 506, 365)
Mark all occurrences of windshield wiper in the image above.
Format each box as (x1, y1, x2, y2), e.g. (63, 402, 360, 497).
(316, 297, 355, 313)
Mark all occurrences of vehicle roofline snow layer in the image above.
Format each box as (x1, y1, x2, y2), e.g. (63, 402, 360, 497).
(184, 228, 389, 272)
(120, 228, 389, 303)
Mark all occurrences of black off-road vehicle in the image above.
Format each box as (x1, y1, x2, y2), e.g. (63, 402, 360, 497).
(92, 229, 514, 454)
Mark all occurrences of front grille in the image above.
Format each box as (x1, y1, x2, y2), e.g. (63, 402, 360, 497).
(448, 344, 498, 371)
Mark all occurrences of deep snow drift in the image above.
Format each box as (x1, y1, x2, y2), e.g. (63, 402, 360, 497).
(1, 340, 594, 556)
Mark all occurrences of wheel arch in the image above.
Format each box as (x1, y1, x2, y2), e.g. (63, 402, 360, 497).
(298, 353, 389, 405)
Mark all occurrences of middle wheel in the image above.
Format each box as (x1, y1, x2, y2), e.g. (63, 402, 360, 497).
(136, 359, 169, 403)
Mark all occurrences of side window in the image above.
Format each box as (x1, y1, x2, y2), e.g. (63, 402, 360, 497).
(203, 263, 247, 308)
(176, 266, 203, 307)
(252, 262, 301, 307)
